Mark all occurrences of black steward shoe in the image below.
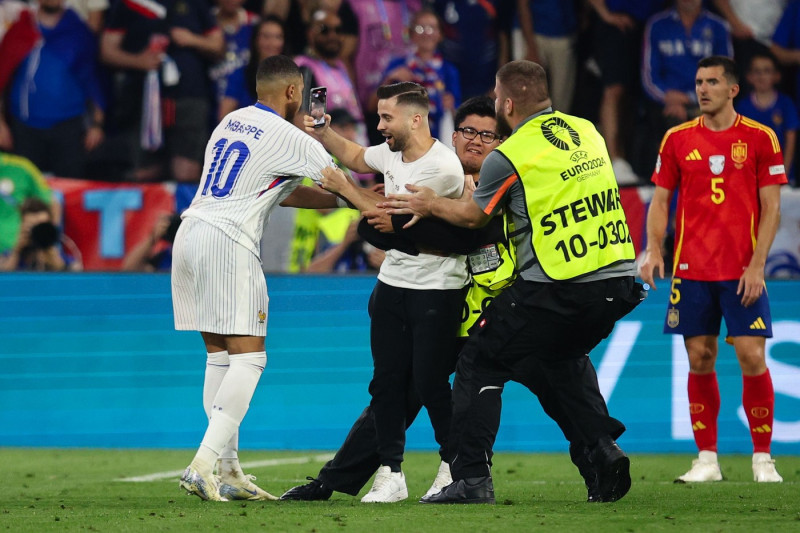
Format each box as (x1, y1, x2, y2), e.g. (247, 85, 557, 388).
(569, 443, 601, 502)
(419, 476, 495, 504)
(279, 477, 333, 501)
(588, 437, 631, 503)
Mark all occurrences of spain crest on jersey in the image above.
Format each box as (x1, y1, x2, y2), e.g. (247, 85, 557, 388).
(667, 308, 679, 328)
(732, 142, 747, 164)
(709, 155, 725, 175)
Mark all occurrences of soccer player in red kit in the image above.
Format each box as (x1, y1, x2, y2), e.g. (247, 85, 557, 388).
(640, 55, 786, 483)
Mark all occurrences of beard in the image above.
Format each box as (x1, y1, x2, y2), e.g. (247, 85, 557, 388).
(387, 130, 409, 152)
(496, 111, 512, 139)
(285, 101, 301, 121)
(315, 41, 342, 60)
(40, 3, 64, 14)
(461, 158, 481, 175)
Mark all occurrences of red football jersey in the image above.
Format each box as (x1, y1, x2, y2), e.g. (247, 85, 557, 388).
(652, 114, 787, 281)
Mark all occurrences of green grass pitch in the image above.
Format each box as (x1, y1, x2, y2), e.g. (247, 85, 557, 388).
(1, 448, 798, 532)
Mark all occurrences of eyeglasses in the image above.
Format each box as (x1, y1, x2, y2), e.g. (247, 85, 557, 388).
(316, 24, 341, 35)
(413, 24, 437, 35)
(457, 127, 500, 144)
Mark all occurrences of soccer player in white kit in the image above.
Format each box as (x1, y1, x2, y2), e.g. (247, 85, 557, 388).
(172, 55, 340, 501)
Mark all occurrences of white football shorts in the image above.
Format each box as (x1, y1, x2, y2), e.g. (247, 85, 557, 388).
(172, 217, 269, 336)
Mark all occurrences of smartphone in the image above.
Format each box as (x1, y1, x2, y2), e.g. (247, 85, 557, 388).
(309, 86, 327, 128)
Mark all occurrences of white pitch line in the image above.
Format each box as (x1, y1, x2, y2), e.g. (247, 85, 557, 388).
(115, 453, 335, 482)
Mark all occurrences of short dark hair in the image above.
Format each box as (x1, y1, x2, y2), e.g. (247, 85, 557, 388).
(376, 82, 430, 111)
(496, 60, 549, 115)
(20, 197, 51, 216)
(256, 54, 300, 84)
(453, 95, 495, 129)
(746, 51, 779, 72)
(697, 55, 738, 85)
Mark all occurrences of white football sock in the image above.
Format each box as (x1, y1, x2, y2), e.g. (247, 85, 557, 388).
(193, 351, 266, 473)
(204, 351, 229, 419)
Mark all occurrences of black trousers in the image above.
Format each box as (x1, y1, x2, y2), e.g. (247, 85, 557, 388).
(448, 276, 643, 480)
(366, 281, 465, 470)
(314, 313, 617, 495)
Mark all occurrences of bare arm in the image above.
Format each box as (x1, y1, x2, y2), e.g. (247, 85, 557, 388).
(711, 0, 753, 39)
(122, 214, 171, 271)
(321, 167, 385, 213)
(638, 185, 672, 288)
(739, 184, 782, 306)
(101, 31, 162, 70)
(279, 184, 341, 209)
(170, 27, 225, 61)
(783, 130, 796, 178)
(587, 0, 635, 31)
(770, 42, 800, 67)
(516, 0, 539, 62)
(303, 115, 372, 174)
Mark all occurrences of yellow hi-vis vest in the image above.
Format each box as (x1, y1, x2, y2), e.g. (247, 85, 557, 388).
(495, 111, 635, 280)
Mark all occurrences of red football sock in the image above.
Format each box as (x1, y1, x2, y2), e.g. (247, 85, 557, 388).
(687, 372, 720, 453)
(743, 370, 775, 454)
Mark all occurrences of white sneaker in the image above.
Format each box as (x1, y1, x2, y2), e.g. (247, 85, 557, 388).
(675, 451, 723, 483)
(180, 465, 228, 501)
(424, 461, 452, 498)
(612, 158, 640, 185)
(753, 453, 783, 482)
(217, 462, 279, 501)
(361, 465, 408, 503)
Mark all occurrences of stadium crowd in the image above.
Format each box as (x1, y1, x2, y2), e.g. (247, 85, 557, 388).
(1, 0, 799, 272)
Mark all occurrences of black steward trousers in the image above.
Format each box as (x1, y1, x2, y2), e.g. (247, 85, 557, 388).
(448, 276, 643, 480)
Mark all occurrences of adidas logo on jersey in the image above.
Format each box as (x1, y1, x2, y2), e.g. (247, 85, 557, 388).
(685, 149, 702, 161)
(750, 317, 767, 330)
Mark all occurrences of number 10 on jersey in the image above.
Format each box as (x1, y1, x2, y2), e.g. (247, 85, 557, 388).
(201, 138, 251, 198)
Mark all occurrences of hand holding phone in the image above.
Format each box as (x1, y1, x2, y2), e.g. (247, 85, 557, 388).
(309, 86, 327, 128)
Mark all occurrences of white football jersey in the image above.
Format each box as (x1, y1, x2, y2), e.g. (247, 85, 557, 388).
(181, 103, 335, 257)
(365, 140, 469, 290)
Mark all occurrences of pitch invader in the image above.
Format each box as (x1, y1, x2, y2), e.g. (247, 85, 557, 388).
(640, 56, 785, 483)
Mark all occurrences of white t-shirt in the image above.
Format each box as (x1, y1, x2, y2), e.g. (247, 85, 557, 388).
(364, 140, 469, 290)
(182, 103, 335, 257)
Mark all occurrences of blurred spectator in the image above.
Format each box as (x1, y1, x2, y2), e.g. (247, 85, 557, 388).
(263, 0, 359, 76)
(0, 151, 54, 254)
(376, 7, 460, 141)
(121, 212, 181, 271)
(515, 0, 578, 113)
(430, 0, 512, 101)
(100, 0, 224, 183)
(641, 0, 732, 175)
(346, 0, 421, 143)
(712, 0, 788, 86)
(65, 0, 108, 33)
(219, 15, 284, 119)
(295, 9, 367, 145)
(736, 52, 798, 185)
(771, 1, 800, 106)
(210, 0, 258, 114)
(0, 197, 82, 271)
(0, 0, 28, 40)
(587, 0, 666, 185)
(0, 0, 106, 178)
